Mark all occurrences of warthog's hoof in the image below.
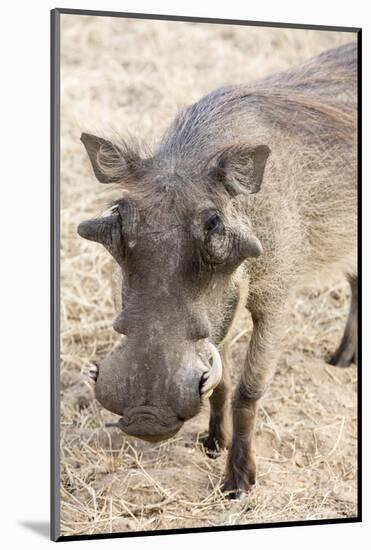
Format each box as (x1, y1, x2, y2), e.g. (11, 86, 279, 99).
(201, 433, 229, 458)
(328, 348, 357, 368)
(222, 447, 256, 499)
(201, 414, 230, 458)
(221, 468, 256, 500)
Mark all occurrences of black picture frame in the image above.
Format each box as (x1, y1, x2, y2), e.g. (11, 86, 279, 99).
(51, 7, 362, 542)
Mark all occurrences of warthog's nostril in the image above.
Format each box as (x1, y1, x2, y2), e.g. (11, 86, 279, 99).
(116, 407, 183, 442)
(199, 372, 213, 399)
(88, 362, 99, 383)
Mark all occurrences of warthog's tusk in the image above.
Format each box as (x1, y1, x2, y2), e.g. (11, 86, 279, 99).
(200, 342, 223, 399)
(88, 363, 99, 383)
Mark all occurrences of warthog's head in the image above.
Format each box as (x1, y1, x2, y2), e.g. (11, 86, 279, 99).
(78, 132, 270, 442)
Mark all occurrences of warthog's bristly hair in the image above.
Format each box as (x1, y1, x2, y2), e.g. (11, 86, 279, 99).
(78, 42, 357, 501)
(159, 42, 356, 160)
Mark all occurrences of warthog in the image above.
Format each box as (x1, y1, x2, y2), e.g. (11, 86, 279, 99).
(78, 43, 357, 498)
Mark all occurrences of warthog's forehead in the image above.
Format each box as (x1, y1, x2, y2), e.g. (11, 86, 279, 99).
(124, 226, 194, 284)
(130, 222, 186, 239)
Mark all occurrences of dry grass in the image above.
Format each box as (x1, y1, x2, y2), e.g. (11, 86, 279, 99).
(60, 14, 357, 536)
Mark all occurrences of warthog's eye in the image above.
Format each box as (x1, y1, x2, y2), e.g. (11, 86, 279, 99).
(197, 209, 230, 265)
(194, 207, 263, 267)
(204, 212, 223, 235)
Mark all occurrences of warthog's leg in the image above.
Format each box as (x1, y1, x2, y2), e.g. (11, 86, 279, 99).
(202, 345, 232, 456)
(328, 274, 358, 367)
(222, 312, 282, 499)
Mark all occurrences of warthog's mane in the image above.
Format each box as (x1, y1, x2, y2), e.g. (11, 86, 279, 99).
(100, 43, 356, 219)
(159, 43, 356, 157)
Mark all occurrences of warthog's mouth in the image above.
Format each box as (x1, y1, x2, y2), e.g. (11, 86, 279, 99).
(117, 407, 184, 442)
(118, 421, 183, 443)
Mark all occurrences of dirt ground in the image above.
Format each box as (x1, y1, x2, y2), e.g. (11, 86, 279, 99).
(59, 14, 358, 536)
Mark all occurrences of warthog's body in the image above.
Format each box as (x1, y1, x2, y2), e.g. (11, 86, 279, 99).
(78, 43, 357, 498)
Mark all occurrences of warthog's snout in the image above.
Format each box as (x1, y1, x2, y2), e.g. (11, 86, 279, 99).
(90, 341, 222, 443)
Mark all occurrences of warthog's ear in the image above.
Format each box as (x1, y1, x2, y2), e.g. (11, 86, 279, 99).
(80, 133, 142, 184)
(207, 144, 271, 196)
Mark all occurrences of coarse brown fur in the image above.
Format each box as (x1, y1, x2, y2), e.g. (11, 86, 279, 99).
(78, 42, 357, 499)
